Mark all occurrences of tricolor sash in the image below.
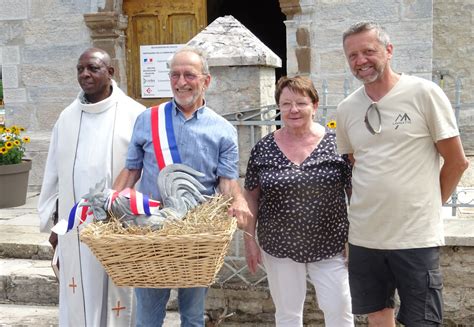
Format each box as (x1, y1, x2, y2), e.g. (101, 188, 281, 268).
(151, 101, 182, 170)
(107, 188, 161, 216)
(52, 189, 161, 235)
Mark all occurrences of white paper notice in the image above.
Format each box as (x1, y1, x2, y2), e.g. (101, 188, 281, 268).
(140, 44, 184, 98)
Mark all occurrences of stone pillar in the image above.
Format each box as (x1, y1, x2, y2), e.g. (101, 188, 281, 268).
(186, 15, 282, 177)
(279, 1, 315, 77)
(278, 0, 301, 19)
(285, 20, 313, 77)
(83, 12, 128, 90)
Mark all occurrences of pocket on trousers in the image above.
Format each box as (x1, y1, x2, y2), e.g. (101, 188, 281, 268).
(424, 269, 443, 323)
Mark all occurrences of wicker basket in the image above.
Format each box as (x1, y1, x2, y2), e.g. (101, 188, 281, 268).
(80, 217, 237, 288)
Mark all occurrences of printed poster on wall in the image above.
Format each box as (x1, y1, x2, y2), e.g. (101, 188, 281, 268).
(140, 44, 183, 98)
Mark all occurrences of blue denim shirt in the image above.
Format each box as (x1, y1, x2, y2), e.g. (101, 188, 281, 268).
(125, 100, 239, 200)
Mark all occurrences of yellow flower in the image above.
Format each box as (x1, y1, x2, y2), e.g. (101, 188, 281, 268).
(0, 125, 30, 165)
(326, 120, 337, 129)
(11, 126, 23, 135)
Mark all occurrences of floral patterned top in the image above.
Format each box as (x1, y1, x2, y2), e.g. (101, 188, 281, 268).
(244, 129, 352, 263)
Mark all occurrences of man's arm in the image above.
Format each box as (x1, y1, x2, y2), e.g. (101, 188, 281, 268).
(217, 177, 252, 229)
(345, 153, 354, 203)
(436, 136, 469, 203)
(113, 168, 142, 191)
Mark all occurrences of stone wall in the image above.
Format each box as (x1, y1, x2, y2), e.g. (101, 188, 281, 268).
(433, 0, 473, 105)
(0, 0, 96, 190)
(0, 0, 93, 132)
(433, 0, 474, 154)
(441, 246, 474, 326)
(207, 66, 277, 176)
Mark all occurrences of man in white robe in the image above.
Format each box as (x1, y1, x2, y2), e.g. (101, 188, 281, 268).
(38, 48, 145, 326)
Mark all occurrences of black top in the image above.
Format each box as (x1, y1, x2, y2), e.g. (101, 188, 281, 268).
(244, 130, 352, 263)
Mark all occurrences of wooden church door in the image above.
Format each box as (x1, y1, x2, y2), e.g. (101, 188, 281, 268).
(123, 0, 207, 106)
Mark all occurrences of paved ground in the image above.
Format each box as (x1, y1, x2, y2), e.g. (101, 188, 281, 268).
(0, 304, 59, 326)
(0, 303, 181, 326)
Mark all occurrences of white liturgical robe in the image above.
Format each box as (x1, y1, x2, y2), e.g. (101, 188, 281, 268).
(38, 80, 145, 326)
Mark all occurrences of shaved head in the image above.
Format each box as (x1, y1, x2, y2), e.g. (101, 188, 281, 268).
(80, 48, 112, 68)
(76, 47, 114, 103)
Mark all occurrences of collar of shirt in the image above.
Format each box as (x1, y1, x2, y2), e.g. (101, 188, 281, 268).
(172, 99, 207, 120)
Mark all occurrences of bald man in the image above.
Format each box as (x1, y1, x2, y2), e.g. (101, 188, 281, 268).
(38, 48, 145, 326)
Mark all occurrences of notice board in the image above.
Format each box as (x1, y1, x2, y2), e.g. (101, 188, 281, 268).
(140, 44, 183, 98)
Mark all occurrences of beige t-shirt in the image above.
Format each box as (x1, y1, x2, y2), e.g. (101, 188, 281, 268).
(336, 74, 459, 249)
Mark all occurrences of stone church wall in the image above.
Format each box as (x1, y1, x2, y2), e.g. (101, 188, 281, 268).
(433, 0, 474, 154)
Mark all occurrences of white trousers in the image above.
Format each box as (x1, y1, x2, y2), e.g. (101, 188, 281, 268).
(262, 251, 354, 327)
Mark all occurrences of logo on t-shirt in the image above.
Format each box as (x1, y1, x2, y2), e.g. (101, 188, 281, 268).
(393, 113, 411, 129)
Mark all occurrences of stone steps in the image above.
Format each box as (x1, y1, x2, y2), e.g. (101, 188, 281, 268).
(0, 227, 52, 260)
(0, 194, 60, 326)
(0, 258, 58, 306)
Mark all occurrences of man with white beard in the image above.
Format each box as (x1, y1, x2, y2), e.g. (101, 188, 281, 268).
(113, 46, 251, 326)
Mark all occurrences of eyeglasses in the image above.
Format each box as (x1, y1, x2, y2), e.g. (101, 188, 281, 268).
(364, 102, 382, 134)
(279, 101, 312, 111)
(168, 71, 206, 82)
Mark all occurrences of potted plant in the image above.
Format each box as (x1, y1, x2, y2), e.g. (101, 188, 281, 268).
(0, 125, 32, 208)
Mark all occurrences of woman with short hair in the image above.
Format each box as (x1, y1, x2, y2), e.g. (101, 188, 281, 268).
(243, 76, 354, 327)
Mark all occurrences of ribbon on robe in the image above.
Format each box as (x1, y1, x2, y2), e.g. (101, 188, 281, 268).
(151, 101, 182, 170)
(52, 199, 93, 235)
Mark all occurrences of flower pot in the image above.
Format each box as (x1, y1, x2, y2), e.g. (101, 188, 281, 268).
(0, 159, 32, 208)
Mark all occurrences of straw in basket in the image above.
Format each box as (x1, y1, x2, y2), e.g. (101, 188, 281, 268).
(80, 193, 237, 288)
